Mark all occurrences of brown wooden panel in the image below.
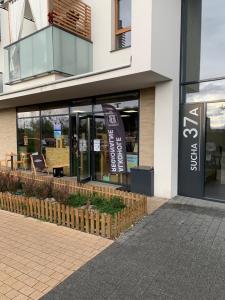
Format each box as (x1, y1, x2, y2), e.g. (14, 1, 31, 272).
(49, 0, 91, 40)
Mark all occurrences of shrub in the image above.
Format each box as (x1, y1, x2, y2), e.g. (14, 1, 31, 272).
(0, 172, 21, 194)
(7, 175, 21, 194)
(52, 187, 70, 205)
(33, 181, 53, 200)
(22, 180, 36, 198)
(67, 193, 88, 208)
(90, 194, 126, 215)
(0, 172, 9, 193)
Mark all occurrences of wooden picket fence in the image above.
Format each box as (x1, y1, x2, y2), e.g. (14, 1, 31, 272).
(0, 171, 147, 239)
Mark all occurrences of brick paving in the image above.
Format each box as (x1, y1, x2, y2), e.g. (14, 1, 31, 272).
(43, 196, 225, 300)
(0, 210, 112, 300)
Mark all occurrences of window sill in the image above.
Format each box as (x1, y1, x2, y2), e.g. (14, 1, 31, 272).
(110, 45, 131, 53)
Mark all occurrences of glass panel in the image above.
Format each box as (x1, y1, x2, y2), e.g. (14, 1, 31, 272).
(118, 0, 131, 29)
(93, 99, 139, 185)
(20, 36, 32, 79)
(17, 106, 40, 118)
(182, 0, 225, 82)
(32, 27, 53, 75)
(41, 107, 69, 116)
(183, 79, 225, 103)
(205, 102, 225, 200)
(71, 116, 78, 177)
(78, 116, 91, 181)
(5, 26, 93, 83)
(42, 116, 70, 176)
(70, 105, 92, 114)
(53, 27, 93, 76)
(17, 118, 40, 169)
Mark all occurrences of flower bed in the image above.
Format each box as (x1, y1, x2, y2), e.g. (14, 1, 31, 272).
(0, 171, 147, 239)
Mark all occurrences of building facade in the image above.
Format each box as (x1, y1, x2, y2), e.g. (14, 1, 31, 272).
(0, 0, 181, 199)
(179, 0, 225, 202)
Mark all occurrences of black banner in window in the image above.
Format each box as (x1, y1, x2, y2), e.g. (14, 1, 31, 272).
(178, 103, 205, 198)
(102, 104, 127, 173)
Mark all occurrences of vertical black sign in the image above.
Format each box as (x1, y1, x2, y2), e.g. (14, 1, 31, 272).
(102, 104, 127, 173)
(178, 103, 205, 198)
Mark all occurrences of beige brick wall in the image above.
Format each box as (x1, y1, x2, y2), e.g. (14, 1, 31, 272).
(0, 109, 17, 160)
(139, 88, 155, 166)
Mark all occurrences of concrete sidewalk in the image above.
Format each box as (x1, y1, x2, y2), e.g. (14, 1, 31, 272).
(43, 196, 225, 300)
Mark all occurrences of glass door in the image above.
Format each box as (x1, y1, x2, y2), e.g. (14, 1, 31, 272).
(205, 102, 225, 201)
(77, 114, 92, 182)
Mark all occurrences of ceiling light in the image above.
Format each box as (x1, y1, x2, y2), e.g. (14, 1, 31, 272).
(123, 110, 137, 113)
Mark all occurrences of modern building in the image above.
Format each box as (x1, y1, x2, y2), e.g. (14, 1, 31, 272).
(0, 0, 181, 199)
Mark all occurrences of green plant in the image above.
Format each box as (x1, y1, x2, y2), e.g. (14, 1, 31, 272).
(67, 193, 88, 208)
(90, 194, 126, 215)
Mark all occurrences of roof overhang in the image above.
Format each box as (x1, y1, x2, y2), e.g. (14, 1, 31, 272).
(0, 69, 169, 109)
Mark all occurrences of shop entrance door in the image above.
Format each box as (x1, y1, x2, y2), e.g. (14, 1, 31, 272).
(77, 114, 92, 183)
(204, 102, 225, 201)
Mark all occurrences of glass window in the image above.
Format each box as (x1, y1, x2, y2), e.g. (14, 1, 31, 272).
(183, 79, 225, 103)
(115, 0, 131, 49)
(41, 107, 69, 116)
(41, 116, 70, 175)
(182, 0, 225, 82)
(205, 102, 225, 200)
(17, 106, 40, 118)
(93, 98, 139, 186)
(17, 118, 40, 169)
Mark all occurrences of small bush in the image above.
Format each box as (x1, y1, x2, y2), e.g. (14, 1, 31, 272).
(33, 182, 53, 200)
(0, 172, 9, 193)
(67, 193, 88, 208)
(90, 194, 126, 215)
(7, 175, 21, 194)
(0, 172, 21, 194)
(22, 180, 36, 198)
(52, 187, 70, 205)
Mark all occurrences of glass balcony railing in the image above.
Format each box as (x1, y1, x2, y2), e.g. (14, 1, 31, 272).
(4, 25, 93, 84)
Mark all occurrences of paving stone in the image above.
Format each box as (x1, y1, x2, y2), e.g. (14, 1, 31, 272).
(43, 196, 225, 300)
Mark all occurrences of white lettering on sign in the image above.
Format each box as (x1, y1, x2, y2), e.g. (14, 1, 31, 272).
(183, 107, 200, 172)
(190, 143, 198, 171)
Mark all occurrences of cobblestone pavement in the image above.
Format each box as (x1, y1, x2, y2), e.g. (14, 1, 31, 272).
(43, 196, 225, 300)
(0, 210, 112, 300)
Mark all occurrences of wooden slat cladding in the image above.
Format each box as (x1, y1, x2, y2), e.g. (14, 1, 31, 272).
(49, 0, 91, 40)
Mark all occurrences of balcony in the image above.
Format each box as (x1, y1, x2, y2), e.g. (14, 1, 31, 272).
(4, 0, 92, 84)
(5, 25, 93, 84)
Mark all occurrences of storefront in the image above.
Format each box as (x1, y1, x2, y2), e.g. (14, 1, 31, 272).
(179, 0, 225, 201)
(17, 92, 139, 186)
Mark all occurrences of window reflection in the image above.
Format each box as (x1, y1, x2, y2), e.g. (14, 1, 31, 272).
(182, 0, 225, 82)
(17, 118, 40, 169)
(184, 80, 225, 103)
(42, 116, 70, 175)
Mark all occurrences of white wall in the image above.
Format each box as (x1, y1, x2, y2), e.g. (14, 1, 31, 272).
(154, 0, 181, 198)
(84, 0, 131, 71)
(0, 8, 36, 92)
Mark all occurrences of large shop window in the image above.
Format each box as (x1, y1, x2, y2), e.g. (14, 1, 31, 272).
(182, 0, 225, 82)
(42, 116, 70, 176)
(94, 95, 139, 185)
(17, 117, 41, 169)
(183, 79, 225, 103)
(115, 0, 131, 49)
